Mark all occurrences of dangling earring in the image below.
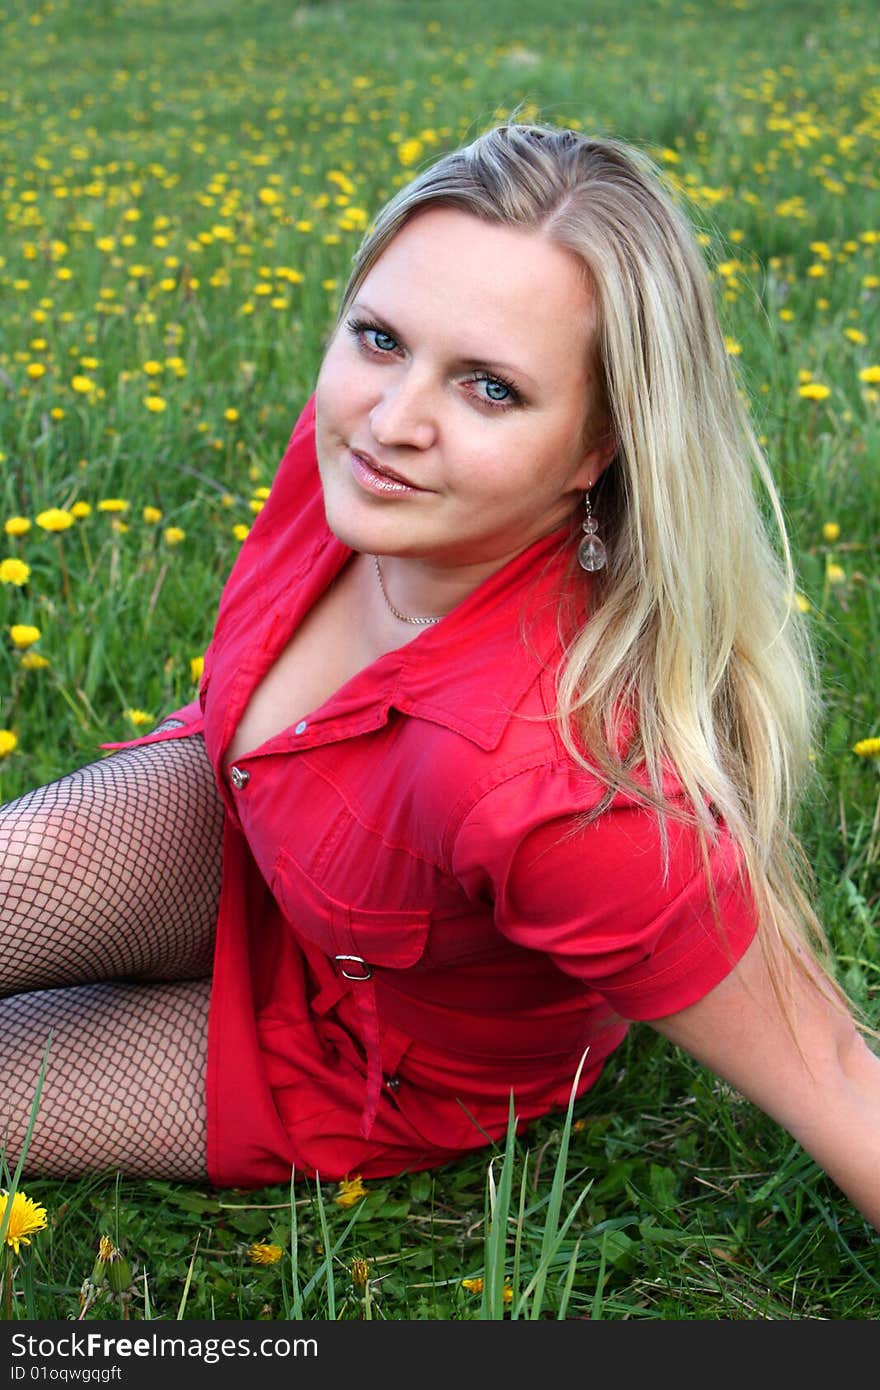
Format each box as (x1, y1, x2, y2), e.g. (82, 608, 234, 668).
(577, 486, 607, 572)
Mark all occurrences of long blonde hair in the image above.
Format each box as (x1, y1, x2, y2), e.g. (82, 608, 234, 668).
(337, 122, 839, 1006)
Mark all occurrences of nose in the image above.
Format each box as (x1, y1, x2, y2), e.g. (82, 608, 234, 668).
(369, 373, 436, 451)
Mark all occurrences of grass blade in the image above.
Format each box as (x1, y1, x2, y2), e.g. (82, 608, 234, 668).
(528, 1049, 589, 1317)
(313, 1174, 336, 1319)
(175, 1232, 201, 1320)
(480, 1092, 517, 1320)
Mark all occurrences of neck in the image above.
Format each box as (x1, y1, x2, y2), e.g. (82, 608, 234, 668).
(369, 548, 521, 623)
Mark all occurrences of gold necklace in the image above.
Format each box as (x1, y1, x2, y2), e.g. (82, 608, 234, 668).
(372, 556, 445, 627)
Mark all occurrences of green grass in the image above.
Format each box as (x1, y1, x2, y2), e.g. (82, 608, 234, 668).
(1, 0, 878, 1319)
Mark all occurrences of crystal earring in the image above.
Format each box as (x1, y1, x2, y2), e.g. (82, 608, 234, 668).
(577, 487, 607, 572)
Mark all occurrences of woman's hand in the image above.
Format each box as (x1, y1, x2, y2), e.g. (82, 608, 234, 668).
(649, 933, 880, 1232)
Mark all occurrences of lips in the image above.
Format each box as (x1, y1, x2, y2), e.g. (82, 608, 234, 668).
(349, 448, 423, 492)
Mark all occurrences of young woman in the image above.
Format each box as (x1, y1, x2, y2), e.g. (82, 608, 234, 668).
(1, 123, 878, 1229)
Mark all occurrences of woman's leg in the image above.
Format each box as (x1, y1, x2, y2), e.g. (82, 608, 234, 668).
(0, 730, 223, 993)
(0, 730, 223, 1179)
(0, 978, 210, 1180)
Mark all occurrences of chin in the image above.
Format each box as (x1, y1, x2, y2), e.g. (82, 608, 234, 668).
(320, 492, 382, 556)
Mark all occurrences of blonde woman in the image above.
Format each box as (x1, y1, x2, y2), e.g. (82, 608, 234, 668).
(1, 124, 878, 1230)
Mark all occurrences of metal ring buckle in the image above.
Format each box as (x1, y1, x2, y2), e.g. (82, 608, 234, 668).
(334, 954, 372, 981)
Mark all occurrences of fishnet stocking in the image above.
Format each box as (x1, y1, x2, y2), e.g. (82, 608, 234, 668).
(0, 729, 223, 1180)
(0, 727, 222, 994)
(0, 979, 210, 1181)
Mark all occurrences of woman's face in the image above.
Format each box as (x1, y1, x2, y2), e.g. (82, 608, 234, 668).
(315, 206, 613, 580)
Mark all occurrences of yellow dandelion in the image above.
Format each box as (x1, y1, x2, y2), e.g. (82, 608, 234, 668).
(232, 523, 250, 542)
(798, 382, 831, 401)
(71, 501, 92, 519)
(142, 506, 163, 524)
(143, 360, 163, 376)
(164, 526, 185, 546)
(21, 651, 50, 670)
(334, 1176, 367, 1208)
(858, 365, 880, 384)
(793, 593, 811, 614)
(724, 337, 742, 356)
(126, 709, 154, 728)
(90, 1235, 132, 1294)
(224, 408, 240, 423)
(853, 737, 880, 759)
(0, 1189, 48, 1254)
(843, 328, 867, 345)
(0, 730, 18, 758)
(9, 625, 41, 649)
(26, 362, 46, 380)
(461, 1277, 484, 1294)
(248, 1242, 283, 1265)
(826, 562, 846, 585)
(144, 395, 167, 413)
(190, 655, 205, 683)
(97, 499, 130, 514)
(822, 522, 840, 543)
(0, 558, 31, 586)
(35, 508, 74, 532)
(70, 374, 95, 394)
(4, 517, 31, 537)
(351, 1257, 370, 1290)
(398, 138, 424, 167)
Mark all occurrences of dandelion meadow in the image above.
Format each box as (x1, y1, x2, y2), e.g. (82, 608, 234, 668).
(0, 0, 878, 1321)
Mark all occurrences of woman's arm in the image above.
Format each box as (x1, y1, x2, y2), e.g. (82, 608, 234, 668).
(648, 933, 880, 1231)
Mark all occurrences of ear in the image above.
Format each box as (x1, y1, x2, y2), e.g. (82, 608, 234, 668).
(573, 432, 617, 491)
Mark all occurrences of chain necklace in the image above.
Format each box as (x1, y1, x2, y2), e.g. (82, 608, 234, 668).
(372, 555, 445, 627)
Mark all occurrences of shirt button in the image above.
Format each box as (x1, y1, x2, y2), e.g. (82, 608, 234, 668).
(229, 765, 250, 789)
(294, 720, 307, 735)
(385, 1075, 401, 1093)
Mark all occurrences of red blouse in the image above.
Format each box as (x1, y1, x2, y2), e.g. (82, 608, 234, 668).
(107, 395, 757, 1188)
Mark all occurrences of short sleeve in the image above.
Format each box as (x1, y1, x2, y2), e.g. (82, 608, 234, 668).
(451, 763, 758, 1021)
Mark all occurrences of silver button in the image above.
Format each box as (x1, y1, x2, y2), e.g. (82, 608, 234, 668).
(294, 720, 307, 735)
(229, 765, 250, 789)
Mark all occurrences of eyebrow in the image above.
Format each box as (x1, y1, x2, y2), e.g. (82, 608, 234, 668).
(350, 301, 539, 390)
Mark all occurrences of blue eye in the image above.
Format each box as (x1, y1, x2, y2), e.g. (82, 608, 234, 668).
(484, 379, 511, 402)
(371, 329, 398, 352)
(346, 317, 399, 354)
(471, 371, 520, 408)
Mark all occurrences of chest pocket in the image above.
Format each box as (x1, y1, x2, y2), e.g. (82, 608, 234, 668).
(271, 845, 431, 1139)
(271, 844, 430, 970)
